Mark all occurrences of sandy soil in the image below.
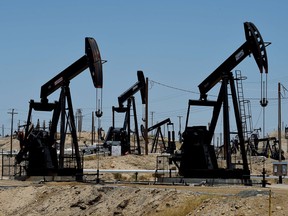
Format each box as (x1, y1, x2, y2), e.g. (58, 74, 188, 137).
(0, 134, 288, 216)
(0, 179, 287, 216)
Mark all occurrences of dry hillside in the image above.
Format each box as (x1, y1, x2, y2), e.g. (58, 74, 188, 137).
(0, 133, 287, 216)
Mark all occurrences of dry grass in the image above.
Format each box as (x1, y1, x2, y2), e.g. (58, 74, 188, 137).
(148, 195, 211, 216)
(83, 154, 98, 161)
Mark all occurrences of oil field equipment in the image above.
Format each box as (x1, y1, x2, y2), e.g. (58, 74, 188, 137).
(247, 136, 285, 160)
(170, 22, 269, 182)
(104, 70, 146, 155)
(15, 37, 104, 180)
(141, 118, 176, 153)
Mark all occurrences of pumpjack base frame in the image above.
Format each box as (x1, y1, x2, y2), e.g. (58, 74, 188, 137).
(158, 176, 252, 186)
(178, 168, 250, 180)
(18, 168, 84, 181)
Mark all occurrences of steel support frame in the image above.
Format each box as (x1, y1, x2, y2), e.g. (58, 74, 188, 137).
(186, 71, 249, 174)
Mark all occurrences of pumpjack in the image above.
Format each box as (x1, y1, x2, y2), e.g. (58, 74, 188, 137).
(104, 70, 146, 155)
(247, 135, 285, 160)
(171, 22, 269, 182)
(16, 38, 104, 179)
(141, 118, 176, 153)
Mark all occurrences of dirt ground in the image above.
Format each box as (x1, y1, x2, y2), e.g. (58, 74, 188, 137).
(0, 134, 288, 216)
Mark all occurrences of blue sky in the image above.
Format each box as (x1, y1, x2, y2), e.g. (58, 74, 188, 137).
(0, 1, 287, 139)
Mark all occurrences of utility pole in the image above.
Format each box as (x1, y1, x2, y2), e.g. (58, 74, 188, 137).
(150, 111, 155, 136)
(76, 109, 82, 139)
(8, 109, 18, 156)
(150, 111, 155, 127)
(177, 115, 182, 142)
(278, 82, 282, 184)
(144, 77, 149, 155)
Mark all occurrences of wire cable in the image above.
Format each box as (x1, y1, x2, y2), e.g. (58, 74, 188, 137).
(150, 79, 199, 94)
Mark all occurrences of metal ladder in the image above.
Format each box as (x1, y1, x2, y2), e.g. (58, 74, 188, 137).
(235, 70, 253, 141)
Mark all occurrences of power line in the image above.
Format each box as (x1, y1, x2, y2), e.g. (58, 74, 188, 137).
(150, 79, 286, 101)
(150, 79, 200, 95)
(150, 80, 221, 99)
(246, 97, 288, 101)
